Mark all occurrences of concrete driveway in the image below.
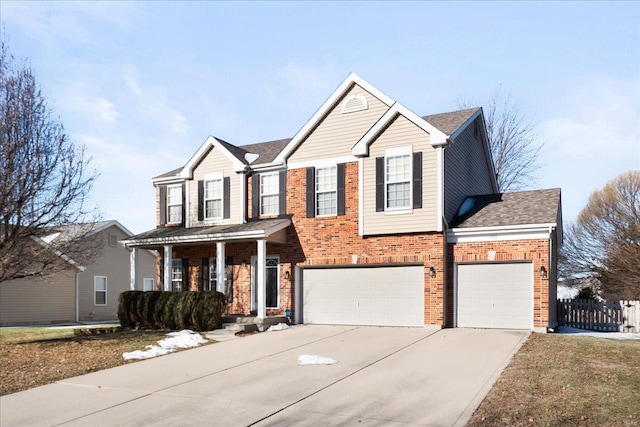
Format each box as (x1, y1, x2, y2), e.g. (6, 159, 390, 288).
(0, 326, 529, 427)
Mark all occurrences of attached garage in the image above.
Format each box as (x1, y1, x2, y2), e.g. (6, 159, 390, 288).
(301, 265, 424, 327)
(456, 262, 533, 329)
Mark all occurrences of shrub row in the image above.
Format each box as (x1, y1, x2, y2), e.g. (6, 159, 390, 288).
(118, 291, 226, 331)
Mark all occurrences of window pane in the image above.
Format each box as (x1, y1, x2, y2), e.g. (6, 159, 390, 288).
(387, 182, 411, 208)
(316, 167, 336, 192)
(168, 206, 182, 223)
(95, 292, 106, 305)
(206, 199, 222, 218)
(386, 155, 410, 182)
(260, 173, 278, 195)
(317, 192, 337, 216)
(261, 194, 279, 215)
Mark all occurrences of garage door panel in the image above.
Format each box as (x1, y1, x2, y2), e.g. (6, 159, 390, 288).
(457, 263, 532, 330)
(303, 266, 424, 327)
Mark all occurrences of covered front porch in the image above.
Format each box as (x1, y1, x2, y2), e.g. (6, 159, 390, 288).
(121, 218, 292, 319)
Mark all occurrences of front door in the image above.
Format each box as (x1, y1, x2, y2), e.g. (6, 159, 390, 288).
(251, 256, 280, 311)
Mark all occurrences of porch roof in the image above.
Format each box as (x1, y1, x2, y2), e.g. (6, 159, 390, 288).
(121, 218, 291, 248)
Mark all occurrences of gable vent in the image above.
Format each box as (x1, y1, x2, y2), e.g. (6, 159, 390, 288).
(341, 93, 368, 114)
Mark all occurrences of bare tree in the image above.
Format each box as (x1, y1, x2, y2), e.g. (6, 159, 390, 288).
(458, 88, 543, 191)
(0, 42, 101, 283)
(560, 170, 640, 300)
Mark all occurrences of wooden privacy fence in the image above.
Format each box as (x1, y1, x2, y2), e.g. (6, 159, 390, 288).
(557, 299, 640, 333)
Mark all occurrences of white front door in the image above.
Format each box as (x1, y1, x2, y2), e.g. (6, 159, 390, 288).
(251, 256, 280, 311)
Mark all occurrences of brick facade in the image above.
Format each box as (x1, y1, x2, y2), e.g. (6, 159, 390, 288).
(446, 239, 551, 329)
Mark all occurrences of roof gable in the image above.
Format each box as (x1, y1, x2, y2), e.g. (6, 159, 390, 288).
(275, 72, 394, 163)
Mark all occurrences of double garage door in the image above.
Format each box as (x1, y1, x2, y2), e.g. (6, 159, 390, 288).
(302, 265, 424, 327)
(456, 263, 533, 329)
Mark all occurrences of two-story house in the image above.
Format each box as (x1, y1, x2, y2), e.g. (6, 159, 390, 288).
(123, 73, 562, 332)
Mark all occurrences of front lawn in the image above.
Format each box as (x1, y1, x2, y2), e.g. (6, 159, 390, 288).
(0, 326, 211, 396)
(467, 333, 640, 427)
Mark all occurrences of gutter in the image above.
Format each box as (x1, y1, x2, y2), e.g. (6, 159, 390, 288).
(75, 270, 80, 323)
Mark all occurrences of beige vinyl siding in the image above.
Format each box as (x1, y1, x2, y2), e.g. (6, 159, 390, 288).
(78, 226, 131, 321)
(189, 147, 241, 226)
(288, 84, 390, 164)
(362, 114, 439, 235)
(0, 266, 76, 325)
(443, 123, 495, 223)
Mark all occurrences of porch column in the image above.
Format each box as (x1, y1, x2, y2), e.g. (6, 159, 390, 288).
(163, 245, 172, 291)
(256, 239, 267, 319)
(216, 242, 226, 294)
(129, 248, 136, 290)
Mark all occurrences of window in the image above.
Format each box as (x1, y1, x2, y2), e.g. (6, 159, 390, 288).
(316, 166, 337, 216)
(167, 184, 183, 223)
(143, 278, 155, 291)
(204, 177, 223, 219)
(386, 153, 411, 210)
(207, 257, 217, 291)
(171, 259, 184, 292)
(108, 233, 117, 247)
(265, 258, 279, 308)
(260, 172, 279, 216)
(94, 276, 107, 305)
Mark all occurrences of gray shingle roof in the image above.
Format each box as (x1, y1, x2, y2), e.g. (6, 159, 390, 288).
(153, 167, 183, 180)
(124, 218, 291, 246)
(422, 108, 480, 136)
(451, 188, 561, 228)
(240, 138, 292, 164)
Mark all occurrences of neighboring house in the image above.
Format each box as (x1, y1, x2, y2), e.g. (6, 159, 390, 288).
(122, 73, 562, 332)
(0, 221, 156, 325)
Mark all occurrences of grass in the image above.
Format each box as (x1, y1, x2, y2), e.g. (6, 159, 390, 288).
(466, 333, 640, 427)
(0, 326, 212, 396)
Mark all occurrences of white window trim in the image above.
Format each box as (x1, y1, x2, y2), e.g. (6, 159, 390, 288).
(384, 146, 413, 213)
(316, 165, 338, 217)
(167, 184, 183, 224)
(94, 276, 107, 306)
(260, 172, 279, 216)
(204, 172, 224, 221)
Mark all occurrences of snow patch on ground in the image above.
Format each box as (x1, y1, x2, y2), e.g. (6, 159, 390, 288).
(557, 326, 640, 340)
(298, 355, 338, 365)
(267, 323, 290, 332)
(123, 330, 208, 360)
(557, 285, 580, 299)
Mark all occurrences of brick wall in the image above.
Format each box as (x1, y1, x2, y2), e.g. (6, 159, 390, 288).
(446, 239, 550, 329)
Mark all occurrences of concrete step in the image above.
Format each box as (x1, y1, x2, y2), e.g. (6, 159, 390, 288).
(221, 315, 290, 332)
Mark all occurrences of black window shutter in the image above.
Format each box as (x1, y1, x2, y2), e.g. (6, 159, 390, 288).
(375, 157, 385, 212)
(159, 186, 167, 226)
(306, 167, 315, 218)
(278, 170, 287, 216)
(182, 258, 189, 292)
(200, 257, 208, 291)
(413, 152, 422, 209)
(159, 256, 164, 289)
(181, 183, 186, 226)
(251, 174, 260, 220)
(223, 176, 231, 219)
(197, 180, 204, 221)
(337, 163, 346, 216)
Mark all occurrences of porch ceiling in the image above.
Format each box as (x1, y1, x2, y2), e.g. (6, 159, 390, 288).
(121, 218, 291, 248)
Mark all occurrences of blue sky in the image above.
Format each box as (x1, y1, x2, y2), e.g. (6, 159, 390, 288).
(2, 1, 639, 234)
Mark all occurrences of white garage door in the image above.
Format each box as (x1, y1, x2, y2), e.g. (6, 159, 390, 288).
(302, 266, 424, 327)
(457, 263, 532, 329)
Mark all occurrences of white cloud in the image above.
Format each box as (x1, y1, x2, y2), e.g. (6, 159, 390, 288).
(540, 77, 640, 159)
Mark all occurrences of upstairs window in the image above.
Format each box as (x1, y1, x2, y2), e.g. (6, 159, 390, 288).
(386, 153, 411, 209)
(376, 147, 422, 213)
(167, 184, 183, 223)
(316, 166, 337, 216)
(260, 172, 279, 216)
(205, 176, 223, 220)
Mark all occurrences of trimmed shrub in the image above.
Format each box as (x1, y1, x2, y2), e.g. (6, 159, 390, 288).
(192, 291, 226, 331)
(118, 290, 225, 331)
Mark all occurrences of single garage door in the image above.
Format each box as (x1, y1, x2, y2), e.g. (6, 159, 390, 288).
(302, 265, 424, 327)
(457, 263, 532, 329)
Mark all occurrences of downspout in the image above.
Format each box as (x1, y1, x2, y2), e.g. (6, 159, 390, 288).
(75, 270, 80, 323)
